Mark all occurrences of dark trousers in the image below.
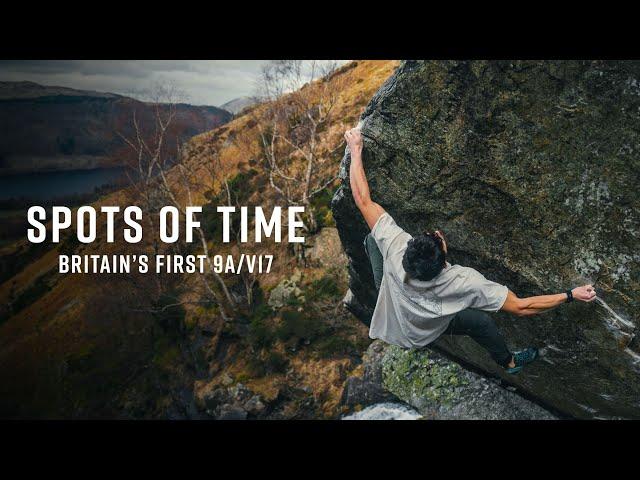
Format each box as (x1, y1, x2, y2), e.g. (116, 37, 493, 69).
(442, 309, 513, 367)
(364, 233, 513, 367)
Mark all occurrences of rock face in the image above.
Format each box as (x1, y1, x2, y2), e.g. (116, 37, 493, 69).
(306, 227, 348, 269)
(194, 380, 267, 420)
(341, 340, 398, 407)
(332, 61, 640, 419)
(343, 341, 555, 419)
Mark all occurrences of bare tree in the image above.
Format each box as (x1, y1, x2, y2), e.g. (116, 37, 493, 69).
(207, 147, 259, 307)
(117, 82, 237, 321)
(254, 60, 344, 234)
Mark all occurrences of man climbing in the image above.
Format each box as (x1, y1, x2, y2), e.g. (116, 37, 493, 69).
(344, 127, 597, 374)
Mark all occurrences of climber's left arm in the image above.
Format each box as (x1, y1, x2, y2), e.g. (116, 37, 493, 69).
(345, 128, 385, 229)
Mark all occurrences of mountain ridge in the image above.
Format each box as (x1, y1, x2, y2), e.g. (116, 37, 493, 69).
(219, 96, 256, 115)
(0, 81, 123, 101)
(0, 81, 232, 176)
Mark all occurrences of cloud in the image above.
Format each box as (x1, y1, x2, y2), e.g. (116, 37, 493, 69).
(0, 60, 264, 105)
(0, 60, 347, 106)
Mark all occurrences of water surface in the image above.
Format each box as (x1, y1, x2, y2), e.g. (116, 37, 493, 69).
(0, 167, 126, 201)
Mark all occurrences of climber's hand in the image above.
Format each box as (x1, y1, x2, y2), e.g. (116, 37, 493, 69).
(572, 284, 597, 302)
(344, 128, 363, 156)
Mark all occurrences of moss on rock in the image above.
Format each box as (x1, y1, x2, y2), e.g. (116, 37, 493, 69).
(342, 341, 556, 419)
(381, 345, 467, 409)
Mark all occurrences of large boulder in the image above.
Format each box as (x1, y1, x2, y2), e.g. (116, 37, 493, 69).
(332, 60, 640, 419)
(343, 341, 555, 420)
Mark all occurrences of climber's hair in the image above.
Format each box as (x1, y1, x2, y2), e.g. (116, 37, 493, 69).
(402, 233, 446, 281)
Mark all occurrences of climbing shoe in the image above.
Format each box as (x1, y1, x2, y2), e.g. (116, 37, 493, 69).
(506, 347, 539, 374)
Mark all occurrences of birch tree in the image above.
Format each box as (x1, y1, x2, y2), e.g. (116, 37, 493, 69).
(254, 60, 344, 234)
(118, 82, 237, 321)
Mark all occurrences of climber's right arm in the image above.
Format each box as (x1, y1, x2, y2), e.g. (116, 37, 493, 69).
(345, 128, 385, 229)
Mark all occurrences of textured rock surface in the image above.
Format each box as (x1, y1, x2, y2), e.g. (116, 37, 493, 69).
(267, 269, 304, 309)
(306, 227, 348, 269)
(194, 380, 268, 420)
(341, 340, 399, 407)
(343, 341, 555, 420)
(332, 60, 640, 419)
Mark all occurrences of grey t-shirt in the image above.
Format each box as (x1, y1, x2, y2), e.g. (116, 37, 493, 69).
(369, 212, 509, 349)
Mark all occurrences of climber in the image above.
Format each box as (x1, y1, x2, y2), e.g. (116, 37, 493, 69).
(344, 127, 597, 374)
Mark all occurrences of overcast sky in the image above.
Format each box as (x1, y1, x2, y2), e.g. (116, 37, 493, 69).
(0, 60, 347, 106)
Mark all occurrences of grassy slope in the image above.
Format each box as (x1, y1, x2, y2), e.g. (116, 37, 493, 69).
(0, 61, 399, 418)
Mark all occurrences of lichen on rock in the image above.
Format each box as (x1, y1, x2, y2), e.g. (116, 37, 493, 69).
(381, 345, 466, 408)
(268, 269, 304, 309)
(343, 341, 556, 419)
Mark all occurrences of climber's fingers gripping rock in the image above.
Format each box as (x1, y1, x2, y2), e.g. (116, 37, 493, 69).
(572, 284, 597, 302)
(344, 128, 363, 156)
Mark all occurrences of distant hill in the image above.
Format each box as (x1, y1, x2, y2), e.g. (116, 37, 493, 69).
(0, 81, 233, 175)
(0, 81, 121, 101)
(219, 96, 257, 115)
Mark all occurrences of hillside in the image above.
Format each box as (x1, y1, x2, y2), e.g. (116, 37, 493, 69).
(0, 81, 232, 175)
(0, 61, 399, 418)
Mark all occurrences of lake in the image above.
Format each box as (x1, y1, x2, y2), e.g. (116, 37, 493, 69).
(0, 167, 127, 202)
